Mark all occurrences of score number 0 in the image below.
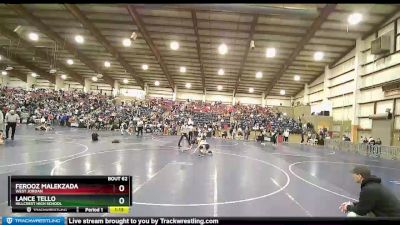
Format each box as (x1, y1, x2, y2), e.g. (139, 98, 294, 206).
(118, 185, 125, 205)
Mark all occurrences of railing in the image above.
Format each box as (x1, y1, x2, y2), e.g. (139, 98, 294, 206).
(324, 139, 400, 160)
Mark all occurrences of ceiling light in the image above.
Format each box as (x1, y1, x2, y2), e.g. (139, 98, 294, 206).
(97, 73, 103, 78)
(280, 90, 286, 95)
(170, 41, 179, 50)
(0, 55, 2, 60)
(218, 43, 228, 55)
(266, 48, 276, 58)
(130, 32, 137, 40)
(142, 64, 148, 70)
(5, 66, 13, 71)
(217, 85, 223, 91)
(67, 59, 74, 65)
(28, 32, 39, 41)
(154, 81, 160, 86)
(60, 74, 67, 80)
(75, 35, 84, 44)
(249, 88, 254, 93)
(49, 69, 57, 74)
(314, 51, 324, 61)
(256, 71, 263, 79)
(123, 79, 128, 84)
(92, 76, 98, 82)
(1, 71, 7, 76)
(104, 61, 111, 68)
(31, 72, 38, 77)
(218, 69, 224, 75)
(122, 38, 132, 47)
(294, 75, 300, 81)
(348, 13, 363, 25)
(180, 66, 186, 73)
(185, 83, 191, 88)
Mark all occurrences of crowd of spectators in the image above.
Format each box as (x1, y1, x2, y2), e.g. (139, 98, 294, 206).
(360, 136, 382, 146)
(0, 87, 303, 140)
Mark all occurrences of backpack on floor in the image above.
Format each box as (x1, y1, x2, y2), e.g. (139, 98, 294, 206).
(92, 132, 99, 141)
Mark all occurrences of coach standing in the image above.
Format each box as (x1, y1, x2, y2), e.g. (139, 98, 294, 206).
(5, 110, 20, 140)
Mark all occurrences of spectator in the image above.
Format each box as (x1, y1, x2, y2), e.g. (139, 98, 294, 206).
(342, 135, 351, 142)
(368, 137, 375, 145)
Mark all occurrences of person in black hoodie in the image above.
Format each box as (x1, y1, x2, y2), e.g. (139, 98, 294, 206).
(339, 166, 400, 217)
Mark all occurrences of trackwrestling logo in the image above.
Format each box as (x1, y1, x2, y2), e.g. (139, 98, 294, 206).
(2, 217, 64, 225)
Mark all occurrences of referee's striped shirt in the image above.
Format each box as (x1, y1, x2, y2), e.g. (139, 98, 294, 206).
(5, 113, 20, 123)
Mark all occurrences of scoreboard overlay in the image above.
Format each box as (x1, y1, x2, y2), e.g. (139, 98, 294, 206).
(8, 176, 132, 213)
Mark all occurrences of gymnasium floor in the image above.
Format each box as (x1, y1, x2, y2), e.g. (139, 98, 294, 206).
(0, 126, 400, 217)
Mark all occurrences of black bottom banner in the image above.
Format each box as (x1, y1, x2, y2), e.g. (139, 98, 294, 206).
(66, 217, 400, 225)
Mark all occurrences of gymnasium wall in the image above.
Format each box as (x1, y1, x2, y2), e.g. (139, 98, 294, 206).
(236, 93, 262, 105)
(265, 96, 291, 106)
(176, 90, 204, 102)
(293, 105, 311, 121)
(1, 76, 25, 88)
(295, 12, 400, 146)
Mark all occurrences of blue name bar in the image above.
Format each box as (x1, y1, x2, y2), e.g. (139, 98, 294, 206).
(2, 217, 64, 225)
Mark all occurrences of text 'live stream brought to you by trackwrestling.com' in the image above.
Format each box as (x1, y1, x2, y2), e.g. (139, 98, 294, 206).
(67, 217, 220, 225)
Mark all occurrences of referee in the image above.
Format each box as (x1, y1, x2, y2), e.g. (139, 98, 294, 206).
(5, 110, 20, 140)
(178, 123, 190, 148)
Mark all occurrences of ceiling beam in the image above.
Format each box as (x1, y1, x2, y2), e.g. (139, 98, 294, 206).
(0, 24, 85, 85)
(233, 15, 258, 96)
(140, 14, 312, 28)
(64, 4, 144, 89)
(264, 4, 337, 97)
(146, 30, 306, 45)
(8, 4, 115, 87)
(127, 5, 175, 91)
(191, 10, 206, 94)
(0, 47, 55, 83)
(140, 23, 308, 38)
(136, 4, 319, 18)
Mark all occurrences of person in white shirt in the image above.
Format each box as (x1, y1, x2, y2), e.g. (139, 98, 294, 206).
(368, 137, 375, 145)
(188, 123, 194, 143)
(0, 110, 4, 144)
(178, 124, 191, 148)
(232, 128, 237, 140)
(120, 121, 127, 135)
(136, 118, 144, 136)
(0, 110, 4, 132)
(283, 129, 290, 142)
(5, 110, 20, 140)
